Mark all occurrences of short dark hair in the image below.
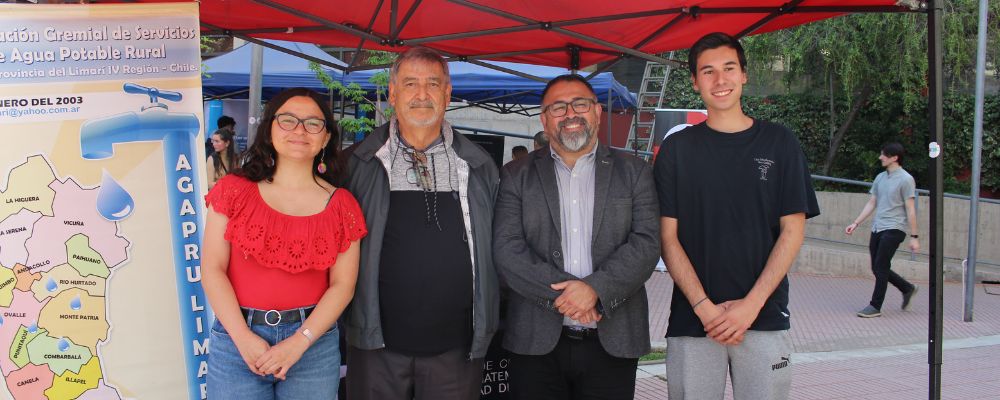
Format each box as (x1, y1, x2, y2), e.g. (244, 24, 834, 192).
(236, 88, 340, 185)
(217, 115, 236, 129)
(688, 32, 747, 76)
(533, 130, 549, 148)
(541, 74, 596, 104)
(512, 145, 528, 154)
(881, 142, 905, 165)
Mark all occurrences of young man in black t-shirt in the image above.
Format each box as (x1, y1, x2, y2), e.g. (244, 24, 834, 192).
(653, 32, 820, 399)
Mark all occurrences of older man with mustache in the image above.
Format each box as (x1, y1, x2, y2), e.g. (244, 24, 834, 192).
(341, 47, 500, 400)
(493, 74, 660, 400)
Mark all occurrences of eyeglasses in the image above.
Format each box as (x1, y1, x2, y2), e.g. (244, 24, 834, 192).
(274, 113, 327, 134)
(542, 98, 597, 117)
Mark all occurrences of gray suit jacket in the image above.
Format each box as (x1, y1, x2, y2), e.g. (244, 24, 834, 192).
(493, 145, 660, 358)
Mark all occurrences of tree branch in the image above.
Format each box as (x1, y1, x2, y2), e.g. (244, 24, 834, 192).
(821, 83, 872, 175)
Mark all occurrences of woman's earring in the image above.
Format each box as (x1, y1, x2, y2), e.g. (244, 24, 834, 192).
(317, 147, 327, 174)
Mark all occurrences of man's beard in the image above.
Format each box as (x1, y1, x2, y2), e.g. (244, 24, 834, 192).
(405, 99, 440, 127)
(555, 116, 593, 152)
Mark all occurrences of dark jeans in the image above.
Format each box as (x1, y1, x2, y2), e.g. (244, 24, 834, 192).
(869, 229, 916, 309)
(509, 332, 638, 400)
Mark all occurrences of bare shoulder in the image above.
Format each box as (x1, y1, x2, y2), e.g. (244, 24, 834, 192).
(318, 179, 337, 194)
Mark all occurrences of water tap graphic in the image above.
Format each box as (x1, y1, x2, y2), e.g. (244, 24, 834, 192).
(78, 83, 208, 400)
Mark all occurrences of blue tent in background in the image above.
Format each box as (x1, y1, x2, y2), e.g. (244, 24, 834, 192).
(202, 41, 636, 112)
(202, 40, 345, 99)
(342, 60, 637, 112)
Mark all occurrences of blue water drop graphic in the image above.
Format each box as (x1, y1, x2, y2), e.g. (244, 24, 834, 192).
(70, 296, 82, 311)
(96, 170, 134, 221)
(45, 278, 58, 292)
(27, 323, 37, 333)
(0, 315, 4, 327)
(57, 338, 70, 352)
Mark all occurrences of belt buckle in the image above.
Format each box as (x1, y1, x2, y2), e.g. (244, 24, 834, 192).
(263, 309, 281, 326)
(564, 326, 586, 340)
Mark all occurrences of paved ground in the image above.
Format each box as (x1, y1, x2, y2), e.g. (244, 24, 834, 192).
(634, 272, 1000, 399)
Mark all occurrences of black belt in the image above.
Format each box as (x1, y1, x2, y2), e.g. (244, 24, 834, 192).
(241, 306, 315, 326)
(562, 326, 599, 340)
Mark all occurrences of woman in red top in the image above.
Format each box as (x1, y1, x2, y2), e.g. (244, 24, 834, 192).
(203, 88, 366, 399)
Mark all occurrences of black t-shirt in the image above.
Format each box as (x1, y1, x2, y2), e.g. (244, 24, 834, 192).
(379, 191, 473, 355)
(654, 120, 820, 337)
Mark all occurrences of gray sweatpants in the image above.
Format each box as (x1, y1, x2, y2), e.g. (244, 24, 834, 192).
(665, 330, 792, 400)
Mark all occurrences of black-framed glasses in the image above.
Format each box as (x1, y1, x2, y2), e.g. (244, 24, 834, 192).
(542, 98, 597, 117)
(274, 113, 327, 134)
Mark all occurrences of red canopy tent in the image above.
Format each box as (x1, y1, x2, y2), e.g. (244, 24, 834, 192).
(115, 0, 949, 397)
(183, 0, 921, 73)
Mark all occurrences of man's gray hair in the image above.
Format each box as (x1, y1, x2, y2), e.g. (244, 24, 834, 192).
(390, 47, 451, 83)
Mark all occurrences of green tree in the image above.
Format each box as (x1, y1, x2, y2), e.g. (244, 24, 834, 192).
(200, 36, 221, 78)
(310, 50, 396, 136)
(740, 0, 999, 175)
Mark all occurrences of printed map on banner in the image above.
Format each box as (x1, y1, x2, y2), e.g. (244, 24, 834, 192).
(0, 155, 128, 399)
(0, 4, 207, 399)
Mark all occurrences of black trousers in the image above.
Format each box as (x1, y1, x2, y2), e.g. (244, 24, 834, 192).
(868, 229, 915, 309)
(346, 346, 484, 400)
(509, 332, 638, 400)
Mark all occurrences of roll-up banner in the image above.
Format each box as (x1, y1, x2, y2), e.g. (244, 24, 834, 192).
(0, 3, 207, 399)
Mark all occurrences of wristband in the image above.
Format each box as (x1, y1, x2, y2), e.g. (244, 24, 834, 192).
(299, 328, 315, 344)
(910, 234, 919, 239)
(692, 296, 709, 309)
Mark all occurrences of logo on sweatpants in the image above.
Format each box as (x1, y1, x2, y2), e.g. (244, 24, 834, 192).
(771, 356, 790, 371)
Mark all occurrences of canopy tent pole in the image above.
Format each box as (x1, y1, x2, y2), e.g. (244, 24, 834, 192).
(253, 0, 386, 43)
(926, 1, 944, 398)
(465, 60, 548, 82)
(248, 43, 264, 145)
(963, 0, 989, 323)
(346, 48, 566, 72)
(392, 0, 422, 40)
(347, 0, 386, 70)
(240, 36, 347, 71)
(443, 0, 678, 67)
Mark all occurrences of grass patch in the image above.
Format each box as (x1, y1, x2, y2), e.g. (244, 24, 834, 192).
(639, 350, 665, 362)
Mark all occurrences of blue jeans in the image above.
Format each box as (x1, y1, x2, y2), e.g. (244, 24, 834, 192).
(208, 319, 340, 400)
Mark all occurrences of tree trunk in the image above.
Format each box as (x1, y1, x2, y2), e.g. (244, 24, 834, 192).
(821, 84, 873, 176)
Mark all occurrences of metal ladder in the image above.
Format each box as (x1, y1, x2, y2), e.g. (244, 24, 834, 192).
(624, 58, 675, 155)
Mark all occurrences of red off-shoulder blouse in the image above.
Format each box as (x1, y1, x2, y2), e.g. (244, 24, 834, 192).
(205, 174, 367, 310)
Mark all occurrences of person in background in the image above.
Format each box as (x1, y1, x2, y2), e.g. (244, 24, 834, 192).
(207, 128, 238, 190)
(533, 130, 549, 150)
(203, 88, 366, 399)
(218, 115, 237, 131)
(846, 142, 920, 318)
(207, 115, 237, 156)
(511, 145, 528, 161)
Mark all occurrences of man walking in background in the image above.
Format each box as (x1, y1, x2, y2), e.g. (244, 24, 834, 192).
(846, 142, 920, 318)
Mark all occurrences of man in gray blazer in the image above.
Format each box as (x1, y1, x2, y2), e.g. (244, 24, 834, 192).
(493, 74, 660, 400)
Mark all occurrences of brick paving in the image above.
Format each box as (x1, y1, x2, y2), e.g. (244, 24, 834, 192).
(635, 272, 1000, 399)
